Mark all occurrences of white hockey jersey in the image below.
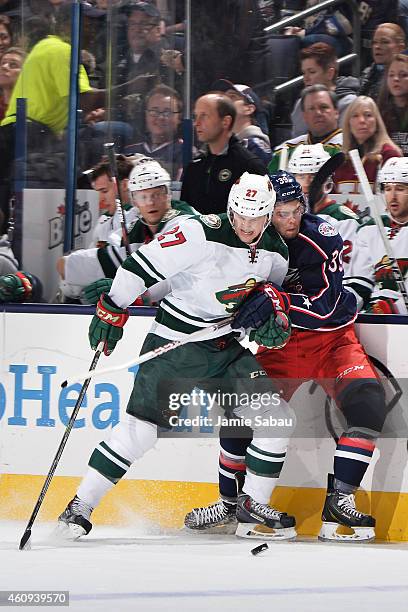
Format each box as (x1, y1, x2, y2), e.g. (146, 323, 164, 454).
(345, 216, 408, 314)
(90, 203, 139, 248)
(109, 214, 289, 340)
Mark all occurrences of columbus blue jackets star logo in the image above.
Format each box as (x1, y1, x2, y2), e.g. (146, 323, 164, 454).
(302, 296, 312, 309)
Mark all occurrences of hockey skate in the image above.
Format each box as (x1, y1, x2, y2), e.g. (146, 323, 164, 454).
(318, 474, 375, 542)
(56, 496, 93, 540)
(184, 499, 238, 534)
(236, 493, 297, 540)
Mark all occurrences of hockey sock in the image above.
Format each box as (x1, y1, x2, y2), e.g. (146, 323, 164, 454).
(333, 430, 375, 488)
(218, 437, 249, 500)
(243, 438, 288, 504)
(77, 466, 116, 509)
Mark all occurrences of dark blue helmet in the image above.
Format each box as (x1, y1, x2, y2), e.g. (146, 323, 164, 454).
(269, 170, 305, 206)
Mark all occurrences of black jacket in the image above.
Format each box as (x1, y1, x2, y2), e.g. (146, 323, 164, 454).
(180, 135, 266, 215)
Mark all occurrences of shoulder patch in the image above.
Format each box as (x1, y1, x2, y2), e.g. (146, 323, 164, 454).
(339, 205, 359, 219)
(199, 214, 222, 229)
(318, 222, 338, 237)
(161, 209, 180, 222)
(218, 169, 232, 182)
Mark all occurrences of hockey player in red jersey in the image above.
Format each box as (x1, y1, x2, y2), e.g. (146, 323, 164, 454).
(185, 171, 389, 542)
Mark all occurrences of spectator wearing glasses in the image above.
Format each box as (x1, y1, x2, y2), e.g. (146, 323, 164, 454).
(359, 23, 406, 102)
(124, 84, 184, 181)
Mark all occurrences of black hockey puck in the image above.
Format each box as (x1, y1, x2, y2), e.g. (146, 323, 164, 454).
(251, 542, 268, 555)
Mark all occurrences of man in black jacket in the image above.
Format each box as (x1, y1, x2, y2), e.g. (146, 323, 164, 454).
(181, 93, 266, 214)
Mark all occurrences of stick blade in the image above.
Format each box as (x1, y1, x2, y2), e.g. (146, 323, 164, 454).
(19, 529, 32, 550)
(308, 152, 346, 209)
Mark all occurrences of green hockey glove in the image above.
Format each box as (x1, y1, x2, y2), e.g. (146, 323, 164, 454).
(89, 293, 129, 355)
(0, 272, 33, 302)
(82, 278, 113, 305)
(250, 311, 291, 349)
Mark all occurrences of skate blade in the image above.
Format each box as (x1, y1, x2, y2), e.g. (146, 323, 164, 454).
(318, 522, 375, 542)
(235, 522, 297, 540)
(52, 521, 87, 541)
(184, 520, 238, 535)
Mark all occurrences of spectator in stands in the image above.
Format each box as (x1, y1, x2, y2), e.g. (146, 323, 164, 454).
(0, 46, 24, 121)
(378, 53, 408, 156)
(211, 79, 272, 165)
(115, 1, 182, 105)
(333, 96, 401, 195)
(124, 84, 183, 181)
(291, 43, 358, 137)
(283, 1, 352, 57)
(269, 84, 342, 173)
(359, 23, 406, 101)
(0, 15, 12, 55)
(180, 93, 266, 214)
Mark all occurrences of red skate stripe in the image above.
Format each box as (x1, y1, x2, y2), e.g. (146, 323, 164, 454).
(220, 453, 246, 471)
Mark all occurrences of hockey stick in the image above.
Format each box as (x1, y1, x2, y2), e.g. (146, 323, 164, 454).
(349, 149, 408, 315)
(104, 143, 132, 257)
(19, 342, 104, 551)
(278, 143, 289, 171)
(61, 316, 235, 388)
(308, 152, 346, 209)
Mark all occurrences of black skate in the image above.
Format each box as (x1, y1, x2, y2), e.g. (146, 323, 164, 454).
(184, 499, 237, 534)
(56, 496, 93, 540)
(319, 474, 375, 542)
(236, 493, 296, 540)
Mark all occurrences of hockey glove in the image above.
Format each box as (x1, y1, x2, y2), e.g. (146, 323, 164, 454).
(231, 282, 290, 331)
(0, 272, 34, 302)
(82, 278, 113, 305)
(89, 293, 129, 355)
(250, 312, 291, 349)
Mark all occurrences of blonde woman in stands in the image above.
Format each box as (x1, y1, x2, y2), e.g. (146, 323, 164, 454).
(333, 95, 401, 195)
(378, 53, 408, 156)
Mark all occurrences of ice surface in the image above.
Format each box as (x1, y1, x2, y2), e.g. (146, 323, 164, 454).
(0, 521, 408, 612)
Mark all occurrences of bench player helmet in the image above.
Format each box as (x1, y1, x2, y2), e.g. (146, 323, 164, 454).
(288, 143, 331, 175)
(128, 160, 171, 193)
(378, 157, 408, 188)
(269, 170, 305, 206)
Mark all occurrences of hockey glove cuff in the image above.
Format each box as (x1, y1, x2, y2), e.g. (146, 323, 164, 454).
(89, 293, 129, 355)
(82, 278, 113, 305)
(365, 297, 399, 315)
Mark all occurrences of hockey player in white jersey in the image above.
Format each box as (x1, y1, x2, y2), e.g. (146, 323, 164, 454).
(57, 159, 195, 303)
(57, 172, 298, 540)
(288, 144, 365, 274)
(345, 156, 408, 314)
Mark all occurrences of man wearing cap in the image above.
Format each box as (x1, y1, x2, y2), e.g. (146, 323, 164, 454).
(181, 93, 266, 215)
(212, 79, 272, 166)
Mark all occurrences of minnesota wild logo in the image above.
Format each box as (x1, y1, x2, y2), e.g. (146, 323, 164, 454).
(374, 256, 408, 290)
(216, 278, 258, 312)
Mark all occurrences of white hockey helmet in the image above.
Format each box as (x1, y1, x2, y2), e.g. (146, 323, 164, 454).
(378, 157, 408, 187)
(288, 143, 331, 175)
(227, 172, 276, 221)
(128, 160, 171, 193)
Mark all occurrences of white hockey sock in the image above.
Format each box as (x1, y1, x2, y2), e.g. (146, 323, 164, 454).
(243, 471, 278, 505)
(77, 466, 115, 509)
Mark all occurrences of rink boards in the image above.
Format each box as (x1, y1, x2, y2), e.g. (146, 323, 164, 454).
(1, 306, 408, 540)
